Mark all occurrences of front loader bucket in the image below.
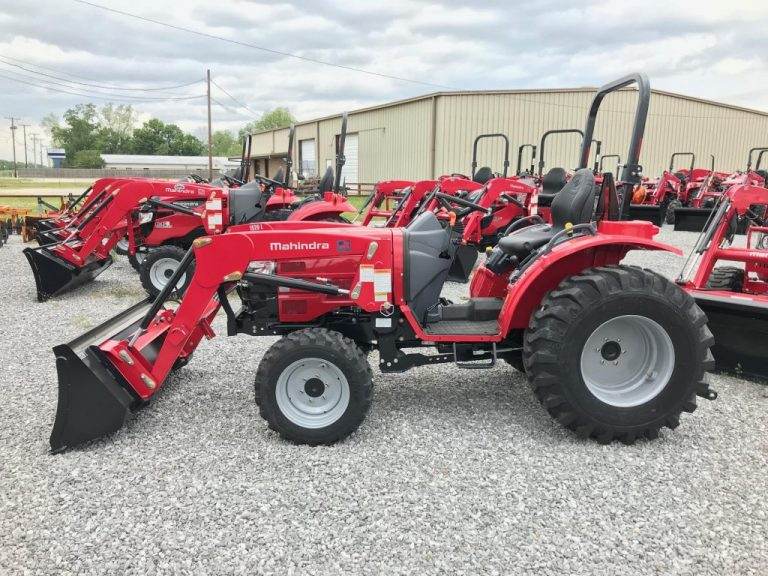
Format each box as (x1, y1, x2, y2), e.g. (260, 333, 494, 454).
(51, 298, 153, 453)
(35, 219, 59, 233)
(36, 229, 63, 245)
(628, 203, 664, 226)
(23, 246, 112, 302)
(448, 244, 479, 283)
(693, 292, 768, 380)
(673, 207, 713, 232)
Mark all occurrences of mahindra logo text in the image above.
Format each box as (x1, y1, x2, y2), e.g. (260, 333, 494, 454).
(269, 241, 330, 251)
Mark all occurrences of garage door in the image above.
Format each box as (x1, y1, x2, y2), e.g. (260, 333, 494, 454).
(299, 139, 316, 177)
(341, 133, 358, 185)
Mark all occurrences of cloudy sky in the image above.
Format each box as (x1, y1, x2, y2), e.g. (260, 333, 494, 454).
(0, 0, 767, 161)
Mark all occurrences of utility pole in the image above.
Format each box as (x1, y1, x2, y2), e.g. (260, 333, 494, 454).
(5, 117, 18, 177)
(40, 143, 44, 167)
(206, 68, 213, 180)
(31, 134, 39, 169)
(20, 123, 29, 167)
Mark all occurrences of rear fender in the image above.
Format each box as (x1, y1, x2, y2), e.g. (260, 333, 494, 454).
(288, 198, 356, 221)
(498, 230, 682, 332)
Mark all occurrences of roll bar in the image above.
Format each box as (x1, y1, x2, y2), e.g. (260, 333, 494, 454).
(591, 139, 602, 173)
(516, 144, 536, 175)
(709, 154, 715, 172)
(471, 133, 510, 178)
(746, 147, 768, 171)
(283, 125, 295, 188)
(757, 150, 768, 172)
(333, 112, 348, 194)
(537, 129, 585, 176)
(669, 152, 695, 173)
(578, 73, 650, 218)
(599, 154, 621, 174)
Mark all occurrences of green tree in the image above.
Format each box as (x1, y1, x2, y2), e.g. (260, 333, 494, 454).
(48, 104, 101, 166)
(70, 149, 106, 168)
(211, 130, 241, 156)
(238, 107, 295, 139)
(97, 104, 136, 153)
(131, 118, 205, 155)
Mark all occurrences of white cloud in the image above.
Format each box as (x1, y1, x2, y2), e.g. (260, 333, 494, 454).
(0, 0, 767, 161)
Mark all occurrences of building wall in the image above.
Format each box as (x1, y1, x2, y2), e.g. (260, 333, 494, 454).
(249, 89, 768, 183)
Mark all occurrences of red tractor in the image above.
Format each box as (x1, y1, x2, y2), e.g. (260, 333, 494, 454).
(677, 182, 768, 379)
(674, 148, 768, 231)
(627, 152, 695, 225)
(49, 73, 715, 454)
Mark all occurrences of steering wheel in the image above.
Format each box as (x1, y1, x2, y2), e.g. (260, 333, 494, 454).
(252, 174, 286, 189)
(449, 173, 470, 180)
(186, 174, 208, 184)
(220, 174, 244, 187)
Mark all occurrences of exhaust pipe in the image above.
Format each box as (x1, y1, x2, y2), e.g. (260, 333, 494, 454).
(50, 299, 154, 453)
(23, 245, 112, 302)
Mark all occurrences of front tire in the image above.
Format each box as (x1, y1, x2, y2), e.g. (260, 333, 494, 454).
(665, 199, 682, 224)
(524, 265, 713, 444)
(128, 250, 146, 272)
(115, 237, 130, 256)
(139, 245, 194, 298)
(255, 328, 372, 445)
(706, 266, 744, 292)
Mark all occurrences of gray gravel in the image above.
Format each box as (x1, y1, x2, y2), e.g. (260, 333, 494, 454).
(0, 231, 766, 576)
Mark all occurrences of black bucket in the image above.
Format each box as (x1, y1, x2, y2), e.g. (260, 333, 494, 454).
(35, 219, 59, 233)
(23, 246, 113, 302)
(50, 298, 154, 453)
(448, 244, 479, 283)
(693, 292, 768, 381)
(35, 230, 64, 245)
(628, 203, 664, 226)
(673, 207, 713, 232)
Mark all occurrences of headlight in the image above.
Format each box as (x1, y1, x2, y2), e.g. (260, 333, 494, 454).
(247, 260, 276, 274)
(139, 211, 154, 224)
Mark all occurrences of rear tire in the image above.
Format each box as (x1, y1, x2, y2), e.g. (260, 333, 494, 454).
(524, 265, 713, 444)
(706, 266, 744, 292)
(255, 328, 372, 445)
(139, 245, 194, 299)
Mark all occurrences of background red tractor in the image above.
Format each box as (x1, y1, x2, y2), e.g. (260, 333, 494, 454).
(48, 72, 715, 454)
(677, 182, 768, 380)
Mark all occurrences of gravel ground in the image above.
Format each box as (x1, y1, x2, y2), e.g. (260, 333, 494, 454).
(0, 230, 766, 575)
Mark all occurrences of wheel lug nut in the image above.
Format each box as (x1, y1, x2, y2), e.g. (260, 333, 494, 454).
(614, 361, 619, 366)
(600, 360, 605, 365)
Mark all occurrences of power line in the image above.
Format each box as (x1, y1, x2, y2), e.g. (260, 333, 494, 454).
(70, 0, 456, 90)
(0, 70, 206, 102)
(210, 79, 260, 119)
(0, 66, 204, 101)
(0, 54, 204, 92)
(210, 96, 257, 120)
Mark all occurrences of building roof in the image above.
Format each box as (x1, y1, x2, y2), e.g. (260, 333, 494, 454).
(251, 86, 768, 135)
(101, 154, 239, 167)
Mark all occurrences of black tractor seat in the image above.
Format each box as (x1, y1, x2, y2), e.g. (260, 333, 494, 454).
(538, 167, 568, 207)
(498, 168, 596, 261)
(473, 166, 494, 184)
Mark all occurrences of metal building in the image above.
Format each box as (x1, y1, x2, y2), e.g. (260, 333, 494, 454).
(248, 87, 768, 188)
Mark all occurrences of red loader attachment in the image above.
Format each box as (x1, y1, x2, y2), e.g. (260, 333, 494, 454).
(679, 184, 768, 379)
(24, 179, 215, 301)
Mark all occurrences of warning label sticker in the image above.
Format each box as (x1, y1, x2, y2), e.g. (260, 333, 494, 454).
(360, 264, 374, 282)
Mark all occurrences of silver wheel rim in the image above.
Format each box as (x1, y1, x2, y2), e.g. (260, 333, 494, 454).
(275, 357, 350, 428)
(149, 257, 186, 290)
(116, 238, 129, 252)
(580, 315, 675, 407)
